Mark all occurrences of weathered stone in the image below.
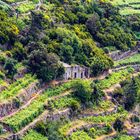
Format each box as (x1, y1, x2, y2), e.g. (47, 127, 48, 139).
(108, 48, 138, 61)
(0, 82, 40, 118)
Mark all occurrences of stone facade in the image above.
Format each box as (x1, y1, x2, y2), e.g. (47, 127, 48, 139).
(62, 62, 90, 80)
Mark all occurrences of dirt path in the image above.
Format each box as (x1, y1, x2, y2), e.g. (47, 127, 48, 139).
(48, 89, 72, 101)
(0, 88, 72, 122)
(127, 123, 140, 138)
(2, 90, 72, 138)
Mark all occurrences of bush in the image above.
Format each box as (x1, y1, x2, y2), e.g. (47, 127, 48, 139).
(0, 125, 3, 134)
(73, 80, 92, 103)
(4, 58, 17, 79)
(70, 100, 80, 111)
(0, 71, 5, 79)
(113, 118, 124, 132)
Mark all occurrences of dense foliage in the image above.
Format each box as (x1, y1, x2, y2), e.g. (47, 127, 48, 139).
(114, 75, 140, 111)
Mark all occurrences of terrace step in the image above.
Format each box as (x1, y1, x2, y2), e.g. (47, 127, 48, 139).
(0, 84, 45, 121)
(4, 108, 71, 140)
(0, 80, 40, 118)
(95, 129, 116, 140)
(78, 106, 118, 118)
(113, 64, 140, 72)
(0, 88, 72, 137)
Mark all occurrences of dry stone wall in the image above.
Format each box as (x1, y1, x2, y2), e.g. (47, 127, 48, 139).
(108, 48, 138, 61)
(78, 106, 118, 118)
(0, 82, 40, 118)
(5, 108, 71, 140)
(112, 64, 140, 72)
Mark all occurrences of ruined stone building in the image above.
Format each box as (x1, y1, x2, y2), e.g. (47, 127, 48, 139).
(61, 62, 90, 80)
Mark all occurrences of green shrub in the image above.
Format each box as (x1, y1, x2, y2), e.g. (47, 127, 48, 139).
(72, 80, 92, 103)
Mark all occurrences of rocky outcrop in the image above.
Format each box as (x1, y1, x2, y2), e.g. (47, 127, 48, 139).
(0, 82, 40, 118)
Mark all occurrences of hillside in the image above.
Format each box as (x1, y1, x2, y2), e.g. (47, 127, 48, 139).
(103, 0, 140, 15)
(0, 0, 140, 140)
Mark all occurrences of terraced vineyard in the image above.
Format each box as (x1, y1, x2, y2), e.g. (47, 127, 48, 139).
(0, 65, 137, 139)
(114, 53, 140, 67)
(1, 0, 140, 139)
(0, 74, 37, 102)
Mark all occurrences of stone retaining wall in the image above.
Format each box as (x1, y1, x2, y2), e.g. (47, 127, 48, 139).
(5, 108, 71, 140)
(108, 48, 138, 61)
(112, 64, 140, 72)
(67, 123, 105, 136)
(78, 106, 118, 118)
(0, 81, 40, 118)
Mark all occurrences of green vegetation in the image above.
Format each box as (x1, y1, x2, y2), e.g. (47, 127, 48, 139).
(0, 9, 19, 44)
(103, 0, 140, 5)
(97, 68, 133, 89)
(113, 134, 134, 140)
(70, 125, 112, 140)
(114, 75, 140, 110)
(48, 95, 80, 110)
(92, 100, 114, 112)
(82, 111, 128, 124)
(103, 0, 140, 15)
(114, 53, 140, 67)
(70, 131, 92, 140)
(22, 130, 48, 140)
(16, 2, 36, 13)
(2, 81, 73, 132)
(0, 74, 37, 102)
(0, 0, 140, 139)
(59, 110, 128, 136)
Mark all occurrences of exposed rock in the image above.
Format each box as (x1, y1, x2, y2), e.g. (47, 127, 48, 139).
(6, 108, 71, 139)
(112, 64, 140, 72)
(78, 106, 118, 118)
(0, 82, 40, 118)
(127, 123, 140, 138)
(108, 48, 138, 61)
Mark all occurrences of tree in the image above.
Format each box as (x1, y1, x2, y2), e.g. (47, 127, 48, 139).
(12, 41, 26, 61)
(73, 80, 92, 103)
(90, 54, 113, 76)
(28, 47, 64, 82)
(91, 83, 104, 105)
(86, 14, 100, 35)
(113, 118, 124, 132)
(124, 78, 138, 111)
(4, 58, 17, 79)
(0, 10, 19, 45)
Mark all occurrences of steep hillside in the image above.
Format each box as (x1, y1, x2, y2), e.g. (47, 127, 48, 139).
(0, 0, 140, 140)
